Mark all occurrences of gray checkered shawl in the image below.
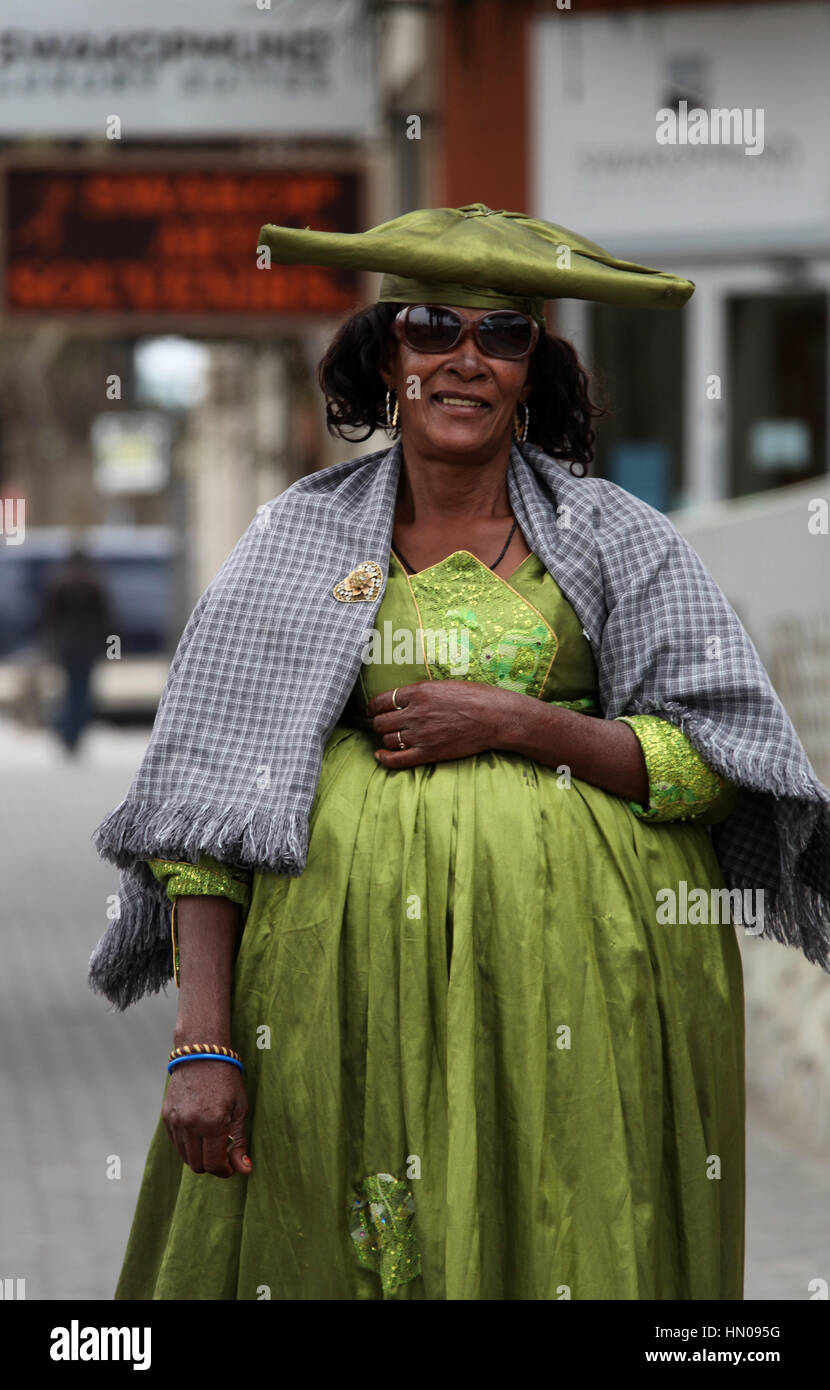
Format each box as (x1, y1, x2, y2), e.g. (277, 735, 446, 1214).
(89, 438, 830, 1008)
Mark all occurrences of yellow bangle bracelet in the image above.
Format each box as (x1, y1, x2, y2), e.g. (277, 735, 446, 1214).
(168, 1043, 241, 1063)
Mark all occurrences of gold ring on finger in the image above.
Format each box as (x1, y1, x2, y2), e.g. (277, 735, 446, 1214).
(392, 688, 401, 709)
(396, 730, 406, 750)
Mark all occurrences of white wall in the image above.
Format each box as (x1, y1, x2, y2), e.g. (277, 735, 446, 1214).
(531, 1, 830, 260)
(669, 478, 830, 671)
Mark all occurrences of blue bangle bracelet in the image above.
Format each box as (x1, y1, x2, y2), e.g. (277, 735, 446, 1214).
(167, 1054, 244, 1075)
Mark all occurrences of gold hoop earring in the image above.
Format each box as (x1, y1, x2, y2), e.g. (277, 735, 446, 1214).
(385, 388, 399, 435)
(513, 401, 529, 442)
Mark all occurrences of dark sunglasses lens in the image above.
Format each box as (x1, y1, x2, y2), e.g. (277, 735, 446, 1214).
(478, 313, 533, 357)
(404, 306, 462, 352)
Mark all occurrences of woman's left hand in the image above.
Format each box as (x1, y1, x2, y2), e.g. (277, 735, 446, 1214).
(368, 681, 515, 768)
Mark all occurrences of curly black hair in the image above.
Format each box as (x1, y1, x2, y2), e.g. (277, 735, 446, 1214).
(316, 302, 608, 476)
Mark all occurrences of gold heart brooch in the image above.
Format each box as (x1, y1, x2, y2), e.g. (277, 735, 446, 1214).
(332, 560, 384, 602)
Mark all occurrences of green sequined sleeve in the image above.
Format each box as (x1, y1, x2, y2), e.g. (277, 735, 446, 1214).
(146, 854, 252, 912)
(615, 714, 740, 825)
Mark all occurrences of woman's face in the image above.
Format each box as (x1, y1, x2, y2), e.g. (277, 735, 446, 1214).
(379, 305, 532, 460)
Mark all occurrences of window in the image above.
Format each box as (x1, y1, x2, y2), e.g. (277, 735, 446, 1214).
(588, 302, 685, 512)
(727, 293, 826, 499)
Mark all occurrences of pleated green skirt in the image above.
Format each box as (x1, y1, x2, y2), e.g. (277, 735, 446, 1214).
(115, 725, 745, 1301)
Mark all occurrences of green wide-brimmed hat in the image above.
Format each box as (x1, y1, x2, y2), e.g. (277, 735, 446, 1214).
(256, 202, 695, 325)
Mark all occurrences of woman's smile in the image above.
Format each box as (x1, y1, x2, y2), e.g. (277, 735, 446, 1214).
(431, 390, 492, 417)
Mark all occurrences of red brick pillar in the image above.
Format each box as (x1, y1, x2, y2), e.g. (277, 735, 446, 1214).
(439, 0, 531, 211)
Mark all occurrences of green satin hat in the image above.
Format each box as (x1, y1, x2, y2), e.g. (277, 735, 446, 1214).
(256, 202, 695, 325)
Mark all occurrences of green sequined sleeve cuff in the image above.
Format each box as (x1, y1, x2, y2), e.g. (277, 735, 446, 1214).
(146, 853, 252, 912)
(615, 714, 740, 824)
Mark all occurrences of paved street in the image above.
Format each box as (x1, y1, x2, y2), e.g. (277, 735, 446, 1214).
(0, 716, 828, 1302)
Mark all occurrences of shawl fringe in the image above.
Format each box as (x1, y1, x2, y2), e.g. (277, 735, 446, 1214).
(87, 865, 174, 1012)
(89, 800, 309, 1011)
(623, 695, 826, 798)
(93, 797, 309, 875)
(625, 697, 830, 970)
(712, 804, 830, 971)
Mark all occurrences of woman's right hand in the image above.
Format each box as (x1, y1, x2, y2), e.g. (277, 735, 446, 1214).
(162, 1060, 252, 1178)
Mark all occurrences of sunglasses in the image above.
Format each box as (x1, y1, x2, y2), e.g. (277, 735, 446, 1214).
(391, 304, 540, 360)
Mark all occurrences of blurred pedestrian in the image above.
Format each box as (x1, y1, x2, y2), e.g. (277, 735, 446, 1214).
(37, 544, 113, 754)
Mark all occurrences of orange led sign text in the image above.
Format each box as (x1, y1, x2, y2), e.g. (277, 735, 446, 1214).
(5, 168, 360, 316)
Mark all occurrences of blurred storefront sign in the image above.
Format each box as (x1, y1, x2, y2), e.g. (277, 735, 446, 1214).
(91, 412, 171, 495)
(532, 1, 829, 258)
(4, 167, 360, 318)
(532, 0, 830, 510)
(607, 442, 672, 514)
(0, 0, 376, 139)
(749, 420, 812, 475)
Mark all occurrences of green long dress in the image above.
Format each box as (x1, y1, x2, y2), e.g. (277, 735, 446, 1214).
(115, 549, 745, 1301)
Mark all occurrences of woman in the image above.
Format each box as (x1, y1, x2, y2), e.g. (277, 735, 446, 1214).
(90, 205, 830, 1301)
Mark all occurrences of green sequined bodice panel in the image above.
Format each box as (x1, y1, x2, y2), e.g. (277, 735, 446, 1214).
(346, 548, 600, 718)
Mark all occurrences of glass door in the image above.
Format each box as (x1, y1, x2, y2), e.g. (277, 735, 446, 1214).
(588, 301, 685, 512)
(727, 292, 827, 498)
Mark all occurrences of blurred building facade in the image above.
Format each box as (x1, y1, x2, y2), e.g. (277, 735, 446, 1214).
(3, 1, 827, 600)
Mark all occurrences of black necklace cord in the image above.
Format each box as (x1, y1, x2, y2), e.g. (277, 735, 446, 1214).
(394, 517, 519, 575)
